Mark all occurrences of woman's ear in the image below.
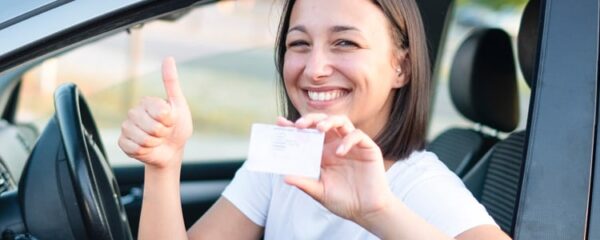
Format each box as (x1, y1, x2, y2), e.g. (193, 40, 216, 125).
(392, 52, 410, 88)
(392, 67, 407, 88)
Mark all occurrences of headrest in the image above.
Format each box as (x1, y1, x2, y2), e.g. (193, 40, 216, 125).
(449, 28, 519, 132)
(518, 0, 541, 88)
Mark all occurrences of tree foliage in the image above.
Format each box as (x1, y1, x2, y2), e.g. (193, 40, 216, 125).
(457, 0, 527, 9)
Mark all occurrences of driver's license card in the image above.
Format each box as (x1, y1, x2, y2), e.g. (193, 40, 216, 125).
(246, 123, 325, 179)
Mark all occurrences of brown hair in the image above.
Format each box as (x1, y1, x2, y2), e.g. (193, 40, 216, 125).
(274, 0, 431, 161)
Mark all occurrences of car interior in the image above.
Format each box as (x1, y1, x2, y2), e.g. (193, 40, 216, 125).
(436, 0, 539, 235)
(426, 26, 519, 177)
(464, 0, 539, 235)
(0, 0, 542, 239)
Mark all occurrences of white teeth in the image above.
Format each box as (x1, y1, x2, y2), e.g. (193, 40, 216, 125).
(307, 90, 347, 101)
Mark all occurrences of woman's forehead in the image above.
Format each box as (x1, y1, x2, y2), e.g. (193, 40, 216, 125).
(288, 0, 389, 33)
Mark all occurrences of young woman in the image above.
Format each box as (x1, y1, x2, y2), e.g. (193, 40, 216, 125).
(118, 0, 511, 239)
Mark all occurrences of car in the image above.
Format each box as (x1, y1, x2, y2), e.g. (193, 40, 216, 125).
(0, 0, 597, 239)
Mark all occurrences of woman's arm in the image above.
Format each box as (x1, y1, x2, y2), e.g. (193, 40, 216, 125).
(119, 57, 261, 240)
(282, 114, 511, 240)
(137, 159, 263, 240)
(187, 197, 263, 240)
(137, 160, 187, 240)
(358, 197, 510, 240)
(138, 163, 262, 240)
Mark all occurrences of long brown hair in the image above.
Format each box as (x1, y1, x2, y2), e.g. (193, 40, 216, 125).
(274, 0, 431, 161)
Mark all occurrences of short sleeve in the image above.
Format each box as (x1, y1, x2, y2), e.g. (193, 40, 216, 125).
(221, 163, 273, 227)
(402, 172, 498, 237)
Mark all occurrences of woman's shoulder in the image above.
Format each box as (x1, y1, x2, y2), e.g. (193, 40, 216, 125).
(389, 150, 452, 176)
(389, 151, 497, 237)
(386, 150, 461, 195)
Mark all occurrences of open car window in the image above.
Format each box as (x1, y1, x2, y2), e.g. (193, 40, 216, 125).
(16, 1, 281, 166)
(14, 0, 534, 166)
(429, 0, 530, 139)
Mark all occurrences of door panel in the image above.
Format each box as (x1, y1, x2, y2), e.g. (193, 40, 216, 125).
(514, 0, 598, 238)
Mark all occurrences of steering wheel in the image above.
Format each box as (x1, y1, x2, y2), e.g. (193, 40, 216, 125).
(19, 83, 132, 239)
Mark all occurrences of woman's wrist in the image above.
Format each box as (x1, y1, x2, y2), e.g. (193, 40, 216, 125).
(144, 148, 185, 172)
(142, 151, 183, 199)
(357, 196, 451, 240)
(355, 193, 402, 238)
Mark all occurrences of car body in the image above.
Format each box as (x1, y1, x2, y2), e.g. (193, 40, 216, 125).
(0, 0, 598, 239)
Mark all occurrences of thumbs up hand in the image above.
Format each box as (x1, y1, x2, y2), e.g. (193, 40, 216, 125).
(118, 57, 193, 169)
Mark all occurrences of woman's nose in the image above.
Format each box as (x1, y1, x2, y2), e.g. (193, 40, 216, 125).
(304, 48, 333, 81)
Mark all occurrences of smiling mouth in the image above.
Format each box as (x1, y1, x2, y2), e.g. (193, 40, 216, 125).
(306, 89, 349, 102)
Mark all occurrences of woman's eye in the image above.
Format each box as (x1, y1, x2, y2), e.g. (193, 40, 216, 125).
(335, 40, 359, 48)
(287, 40, 309, 48)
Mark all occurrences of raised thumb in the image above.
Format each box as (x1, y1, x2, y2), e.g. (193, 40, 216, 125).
(162, 57, 185, 107)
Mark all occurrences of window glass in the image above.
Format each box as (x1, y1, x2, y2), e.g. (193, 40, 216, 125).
(17, 1, 282, 166)
(16, 0, 533, 166)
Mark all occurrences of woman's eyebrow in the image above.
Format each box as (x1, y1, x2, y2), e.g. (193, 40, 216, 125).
(330, 25, 360, 33)
(287, 25, 361, 34)
(288, 25, 307, 34)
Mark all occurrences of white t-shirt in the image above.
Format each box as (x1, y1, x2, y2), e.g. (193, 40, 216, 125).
(222, 150, 497, 239)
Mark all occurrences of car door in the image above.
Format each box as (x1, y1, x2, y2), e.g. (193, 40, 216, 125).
(513, 0, 599, 239)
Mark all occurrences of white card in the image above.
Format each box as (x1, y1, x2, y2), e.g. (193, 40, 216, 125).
(246, 123, 325, 179)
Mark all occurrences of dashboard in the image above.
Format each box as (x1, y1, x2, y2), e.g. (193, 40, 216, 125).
(0, 120, 38, 194)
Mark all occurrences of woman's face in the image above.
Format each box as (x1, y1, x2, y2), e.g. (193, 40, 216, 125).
(283, 0, 407, 137)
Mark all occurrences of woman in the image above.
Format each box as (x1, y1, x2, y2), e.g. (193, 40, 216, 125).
(118, 0, 511, 239)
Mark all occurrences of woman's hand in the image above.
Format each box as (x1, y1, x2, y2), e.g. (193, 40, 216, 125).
(118, 57, 193, 169)
(278, 113, 395, 225)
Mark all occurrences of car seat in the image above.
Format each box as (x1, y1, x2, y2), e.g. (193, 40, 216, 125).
(427, 28, 519, 177)
(462, 0, 541, 235)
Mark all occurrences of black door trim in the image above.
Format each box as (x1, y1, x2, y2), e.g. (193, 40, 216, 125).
(514, 0, 599, 239)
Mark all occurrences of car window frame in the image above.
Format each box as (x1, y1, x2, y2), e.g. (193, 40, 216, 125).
(588, 1, 600, 238)
(0, 0, 217, 72)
